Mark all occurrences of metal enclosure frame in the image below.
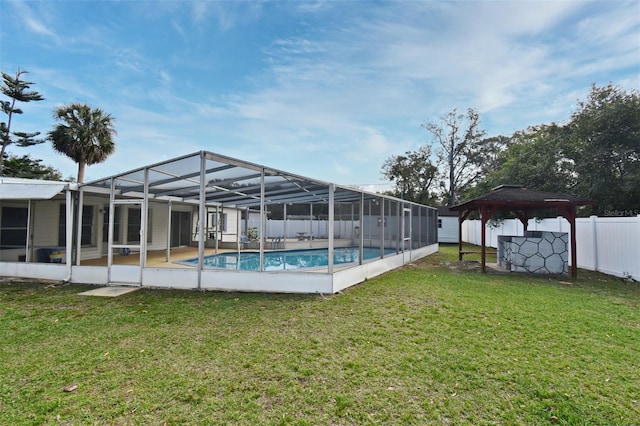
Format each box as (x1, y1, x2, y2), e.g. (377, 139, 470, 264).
(0, 151, 439, 293)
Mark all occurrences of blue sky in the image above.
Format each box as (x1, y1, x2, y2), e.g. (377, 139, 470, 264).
(1, 1, 638, 189)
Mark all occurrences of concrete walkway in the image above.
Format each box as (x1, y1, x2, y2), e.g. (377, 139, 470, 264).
(78, 286, 140, 297)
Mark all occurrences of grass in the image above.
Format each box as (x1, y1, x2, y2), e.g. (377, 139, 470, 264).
(1, 244, 638, 425)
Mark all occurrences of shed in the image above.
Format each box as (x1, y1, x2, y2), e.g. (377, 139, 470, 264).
(437, 206, 459, 243)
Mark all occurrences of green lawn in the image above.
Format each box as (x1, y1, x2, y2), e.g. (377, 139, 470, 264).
(1, 245, 638, 425)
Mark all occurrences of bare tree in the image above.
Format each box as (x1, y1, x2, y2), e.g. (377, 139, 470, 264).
(423, 108, 486, 205)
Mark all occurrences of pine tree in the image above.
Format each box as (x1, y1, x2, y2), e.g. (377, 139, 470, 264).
(0, 69, 45, 173)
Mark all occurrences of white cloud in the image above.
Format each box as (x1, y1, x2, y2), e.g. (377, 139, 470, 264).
(189, 0, 264, 30)
(4, 0, 637, 188)
(293, 0, 333, 14)
(9, 0, 59, 40)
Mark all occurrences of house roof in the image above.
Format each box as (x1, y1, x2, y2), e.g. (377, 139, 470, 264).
(449, 185, 596, 212)
(82, 150, 430, 210)
(437, 206, 458, 217)
(0, 177, 72, 200)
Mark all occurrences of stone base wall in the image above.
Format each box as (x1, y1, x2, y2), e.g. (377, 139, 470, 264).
(498, 231, 568, 275)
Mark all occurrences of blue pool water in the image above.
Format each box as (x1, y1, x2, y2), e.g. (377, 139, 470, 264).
(179, 247, 397, 271)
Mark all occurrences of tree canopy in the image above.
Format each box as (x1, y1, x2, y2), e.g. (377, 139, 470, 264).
(473, 84, 639, 215)
(382, 84, 638, 216)
(49, 103, 116, 183)
(381, 145, 438, 204)
(0, 69, 45, 173)
(468, 124, 574, 198)
(1, 154, 62, 181)
(568, 84, 640, 215)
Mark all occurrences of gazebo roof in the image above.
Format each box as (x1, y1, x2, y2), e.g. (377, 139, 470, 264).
(449, 185, 596, 212)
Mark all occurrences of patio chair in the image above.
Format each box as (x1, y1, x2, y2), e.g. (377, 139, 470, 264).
(271, 236, 281, 249)
(240, 235, 249, 249)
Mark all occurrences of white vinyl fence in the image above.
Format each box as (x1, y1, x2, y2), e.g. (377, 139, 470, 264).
(243, 219, 358, 240)
(462, 215, 640, 281)
(243, 218, 390, 241)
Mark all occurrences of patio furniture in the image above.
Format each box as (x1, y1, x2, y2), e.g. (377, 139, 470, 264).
(270, 236, 281, 249)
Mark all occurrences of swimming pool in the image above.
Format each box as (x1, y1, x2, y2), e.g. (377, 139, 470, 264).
(179, 247, 397, 271)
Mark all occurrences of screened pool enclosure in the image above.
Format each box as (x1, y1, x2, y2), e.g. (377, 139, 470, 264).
(0, 151, 438, 293)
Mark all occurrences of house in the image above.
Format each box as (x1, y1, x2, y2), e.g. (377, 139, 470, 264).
(0, 176, 243, 260)
(0, 151, 438, 293)
(437, 206, 459, 244)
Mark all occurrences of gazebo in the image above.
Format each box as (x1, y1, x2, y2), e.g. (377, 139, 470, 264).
(449, 185, 596, 278)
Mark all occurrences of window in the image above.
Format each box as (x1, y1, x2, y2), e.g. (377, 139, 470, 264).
(171, 211, 191, 247)
(438, 218, 442, 229)
(102, 206, 122, 243)
(58, 205, 94, 246)
(1, 206, 28, 249)
(220, 213, 227, 232)
(127, 208, 152, 244)
(211, 211, 227, 232)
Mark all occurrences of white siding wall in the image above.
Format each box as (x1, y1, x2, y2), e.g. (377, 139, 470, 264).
(147, 201, 172, 250)
(438, 217, 459, 243)
(10, 197, 207, 261)
(221, 209, 240, 243)
(31, 199, 61, 248)
(7, 197, 242, 262)
(192, 207, 240, 244)
(28, 196, 102, 261)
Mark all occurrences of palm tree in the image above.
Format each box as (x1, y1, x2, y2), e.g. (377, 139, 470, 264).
(49, 103, 116, 183)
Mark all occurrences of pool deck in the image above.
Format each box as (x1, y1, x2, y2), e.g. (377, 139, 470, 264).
(79, 246, 223, 268)
(78, 238, 378, 270)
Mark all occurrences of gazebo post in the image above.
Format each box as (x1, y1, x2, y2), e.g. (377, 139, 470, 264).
(559, 205, 578, 279)
(458, 209, 472, 261)
(480, 206, 486, 272)
(458, 212, 464, 261)
(570, 210, 577, 278)
(479, 205, 498, 273)
(515, 211, 529, 234)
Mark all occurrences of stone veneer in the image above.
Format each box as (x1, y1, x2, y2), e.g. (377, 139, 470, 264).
(498, 231, 568, 275)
